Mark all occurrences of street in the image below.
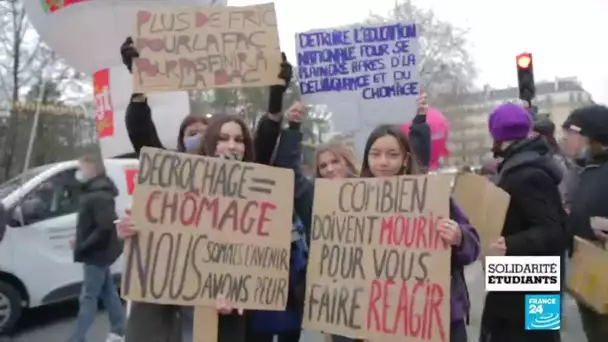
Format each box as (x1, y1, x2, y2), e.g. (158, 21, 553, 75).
(5, 261, 584, 341)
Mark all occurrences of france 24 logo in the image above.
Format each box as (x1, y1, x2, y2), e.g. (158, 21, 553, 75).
(525, 294, 561, 330)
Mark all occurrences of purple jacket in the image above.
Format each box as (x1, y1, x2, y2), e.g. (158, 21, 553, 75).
(449, 198, 481, 324)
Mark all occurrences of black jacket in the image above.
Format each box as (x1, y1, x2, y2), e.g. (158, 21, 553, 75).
(482, 136, 567, 325)
(123, 99, 282, 342)
(568, 153, 608, 241)
(74, 175, 122, 266)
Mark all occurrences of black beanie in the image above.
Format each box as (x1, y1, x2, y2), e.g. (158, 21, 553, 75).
(563, 105, 608, 145)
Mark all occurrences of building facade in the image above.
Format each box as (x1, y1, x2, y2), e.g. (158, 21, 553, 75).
(442, 77, 594, 167)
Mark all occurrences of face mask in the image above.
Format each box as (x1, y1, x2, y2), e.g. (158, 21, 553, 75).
(215, 153, 243, 161)
(491, 144, 504, 159)
(183, 134, 202, 153)
(75, 170, 88, 183)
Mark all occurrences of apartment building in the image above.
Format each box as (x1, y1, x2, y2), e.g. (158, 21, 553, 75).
(443, 77, 594, 167)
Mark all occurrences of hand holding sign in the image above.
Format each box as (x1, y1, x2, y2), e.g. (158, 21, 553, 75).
(215, 293, 244, 315)
(116, 209, 137, 240)
(489, 236, 507, 256)
(120, 37, 139, 73)
(591, 217, 608, 242)
(437, 218, 463, 246)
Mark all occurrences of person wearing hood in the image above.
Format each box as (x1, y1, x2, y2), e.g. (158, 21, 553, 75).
(562, 105, 608, 342)
(480, 103, 567, 342)
(533, 118, 579, 212)
(69, 154, 125, 342)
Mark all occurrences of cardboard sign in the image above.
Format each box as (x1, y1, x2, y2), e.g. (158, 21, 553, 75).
(132, 3, 283, 93)
(295, 21, 421, 156)
(452, 173, 509, 257)
(121, 147, 294, 311)
(568, 236, 608, 314)
(303, 175, 452, 341)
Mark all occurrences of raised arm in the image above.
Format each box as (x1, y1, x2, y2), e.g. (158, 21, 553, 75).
(408, 93, 431, 171)
(120, 37, 164, 156)
(272, 103, 315, 242)
(254, 52, 293, 165)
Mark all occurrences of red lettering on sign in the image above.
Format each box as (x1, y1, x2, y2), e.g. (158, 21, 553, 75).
(379, 213, 447, 250)
(366, 279, 446, 341)
(143, 190, 275, 236)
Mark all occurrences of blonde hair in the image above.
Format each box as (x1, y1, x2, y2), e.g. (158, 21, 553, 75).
(314, 140, 360, 178)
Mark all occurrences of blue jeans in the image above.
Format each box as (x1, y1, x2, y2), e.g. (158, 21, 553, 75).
(69, 264, 126, 342)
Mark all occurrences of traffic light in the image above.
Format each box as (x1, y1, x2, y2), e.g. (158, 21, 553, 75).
(516, 52, 535, 102)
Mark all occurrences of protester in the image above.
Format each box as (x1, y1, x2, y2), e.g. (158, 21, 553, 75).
(353, 124, 478, 342)
(309, 96, 431, 342)
(562, 105, 608, 341)
(69, 154, 125, 342)
(177, 115, 208, 152)
(243, 104, 311, 342)
(533, 118, 578, 210)
(117, 37, 295, 342)
(481, 103, 566, 342)
(315, 140, 360, 179)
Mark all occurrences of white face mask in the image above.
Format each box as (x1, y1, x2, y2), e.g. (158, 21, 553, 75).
(183, 134, 202, 153)
(75, 170, 88, 183)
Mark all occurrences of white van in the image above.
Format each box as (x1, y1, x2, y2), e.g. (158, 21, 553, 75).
(0, 158, 138, 333)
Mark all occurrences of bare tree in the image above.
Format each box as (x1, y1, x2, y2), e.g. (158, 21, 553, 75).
(0, 0, 86, 181)
(368, 0, 478, 104)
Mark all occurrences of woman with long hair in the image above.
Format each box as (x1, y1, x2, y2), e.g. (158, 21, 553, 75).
(117, 37, 294, 342)
(359, 125, 480, 342)
(315, 140, 360, 179)
(310, 96, 431, 342)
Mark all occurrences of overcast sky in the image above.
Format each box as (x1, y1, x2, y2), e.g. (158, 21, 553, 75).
(230, 0, 608, 105)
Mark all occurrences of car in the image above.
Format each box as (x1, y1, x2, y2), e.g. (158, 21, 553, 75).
(0, 158, 138, 333)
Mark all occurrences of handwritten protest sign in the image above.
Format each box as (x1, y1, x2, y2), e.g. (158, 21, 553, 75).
(132, 3, 283, 93)
(121, 147, 294, 311)
(568, 237, 608, 313)
(295, 22, 421, 155)
(453, 173, 509, 258)
(304, 175, 452, 341)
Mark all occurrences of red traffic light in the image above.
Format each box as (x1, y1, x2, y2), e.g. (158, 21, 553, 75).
(516, 53, 532, 69)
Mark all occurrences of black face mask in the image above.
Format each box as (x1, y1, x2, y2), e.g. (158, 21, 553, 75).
(491, 144, 504, 159)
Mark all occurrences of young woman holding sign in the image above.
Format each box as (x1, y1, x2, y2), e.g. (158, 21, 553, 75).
(288, 94, 433, 342)
(357, 124, 480, 342)
(116, 37, 298, 342)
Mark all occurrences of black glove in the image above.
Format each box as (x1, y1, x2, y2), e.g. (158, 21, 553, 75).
(120, 37, 140, 74)
(267, 52, 293, 115)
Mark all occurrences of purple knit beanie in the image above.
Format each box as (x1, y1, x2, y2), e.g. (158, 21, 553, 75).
(488, 103, 532, 142)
